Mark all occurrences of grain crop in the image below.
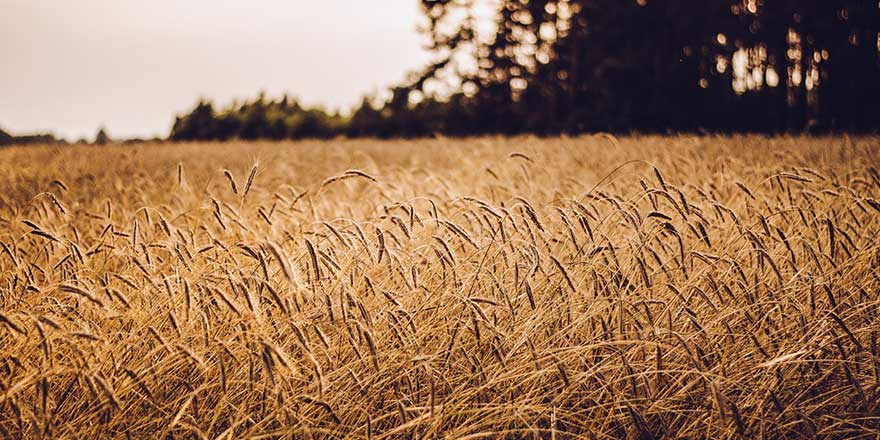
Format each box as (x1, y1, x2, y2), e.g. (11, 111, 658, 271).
(0, 136, 878, 438)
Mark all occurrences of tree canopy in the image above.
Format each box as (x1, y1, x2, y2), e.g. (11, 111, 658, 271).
(168, 0, 879, 140)
(410, 0, 879, 133)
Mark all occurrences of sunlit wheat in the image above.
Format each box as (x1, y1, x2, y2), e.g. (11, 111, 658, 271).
(0, 136, 878, 438)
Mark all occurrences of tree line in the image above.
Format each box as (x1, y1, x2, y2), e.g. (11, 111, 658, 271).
(5, 1, 877, 145)
(169, 1, 878, 140)
(415, 0, 879, 134)
(0, 125, 140, 147)
(0, 127, 63, 146)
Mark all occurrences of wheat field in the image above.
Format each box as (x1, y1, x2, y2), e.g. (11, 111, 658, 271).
(0, 136, 879, 438)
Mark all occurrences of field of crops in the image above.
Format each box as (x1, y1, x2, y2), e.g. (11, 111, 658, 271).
(1, 136, 879, 438)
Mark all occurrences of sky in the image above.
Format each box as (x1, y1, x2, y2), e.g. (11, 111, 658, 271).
(1, 0, 435, 140)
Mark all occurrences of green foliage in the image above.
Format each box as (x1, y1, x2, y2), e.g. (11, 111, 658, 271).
(170, 95, 346, 141)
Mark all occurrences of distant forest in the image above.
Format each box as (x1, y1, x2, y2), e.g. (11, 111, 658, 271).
(0, 127, 64, 146)
(3, 1, 878, 145)
(169, 1, 879, 140)
(0, 125, 119, 147)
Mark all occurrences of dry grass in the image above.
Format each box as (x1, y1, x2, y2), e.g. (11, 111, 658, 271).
(0, 135, 879, 438)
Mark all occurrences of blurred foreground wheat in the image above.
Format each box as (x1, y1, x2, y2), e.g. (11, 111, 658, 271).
(1, 136, 879, 438)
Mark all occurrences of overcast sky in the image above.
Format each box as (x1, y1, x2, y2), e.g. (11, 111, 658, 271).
(1, 0, 434, 140)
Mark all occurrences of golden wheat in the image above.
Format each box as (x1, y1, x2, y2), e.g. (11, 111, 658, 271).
(0, 136, 878, 438)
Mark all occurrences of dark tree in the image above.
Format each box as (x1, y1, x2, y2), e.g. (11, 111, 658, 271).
(0, 127, 12, 146)
(166, 1, 879, 140)
(94, 127, 111, 145)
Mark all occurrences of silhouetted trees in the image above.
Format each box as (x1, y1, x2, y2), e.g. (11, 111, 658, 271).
(0, 127, 11, 146)
(170, 1, 878, 140)
(169, 94, 345, 141)
(94, 127, 111, 145)
(406, 0, 878, 133)
(5, 2, 878, 144)
(0, 126, 63, 146)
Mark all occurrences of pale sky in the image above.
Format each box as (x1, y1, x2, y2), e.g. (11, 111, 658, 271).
(1, 0, 435, 140)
